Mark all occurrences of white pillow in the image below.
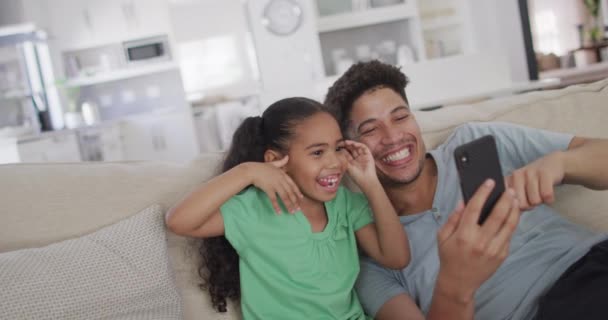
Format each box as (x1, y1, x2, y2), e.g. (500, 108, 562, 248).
(0, 204, 182, 320)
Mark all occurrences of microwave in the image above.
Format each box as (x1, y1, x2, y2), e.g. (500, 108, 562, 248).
(123, 35, 171, 65)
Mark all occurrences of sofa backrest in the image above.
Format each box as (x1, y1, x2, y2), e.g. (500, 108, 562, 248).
(1, 78, 607, 320)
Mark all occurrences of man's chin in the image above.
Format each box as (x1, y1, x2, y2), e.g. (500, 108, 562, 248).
(377, 162, 425, 187)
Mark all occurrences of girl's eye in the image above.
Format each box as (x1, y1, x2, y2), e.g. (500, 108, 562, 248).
(312, 150, 323, 156)
(336, 146, 346, 152)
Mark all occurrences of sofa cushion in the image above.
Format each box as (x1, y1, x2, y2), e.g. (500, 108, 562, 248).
(0, 204, 182, 320)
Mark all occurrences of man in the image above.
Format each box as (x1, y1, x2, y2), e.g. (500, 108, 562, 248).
(324, 60, 608, 320)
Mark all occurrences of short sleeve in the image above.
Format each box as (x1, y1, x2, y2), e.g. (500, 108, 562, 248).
(356, 257, 408, 317)
(343, 188, 373, 231)
(442, 122, 574, 174)
(220, 188, 257, 253)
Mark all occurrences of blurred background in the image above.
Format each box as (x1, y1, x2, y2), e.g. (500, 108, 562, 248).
(0, 0, 606, 164)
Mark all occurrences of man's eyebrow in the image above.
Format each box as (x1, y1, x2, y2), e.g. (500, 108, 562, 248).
(356, 105, 409, 133)
(391, 106, 409, 114)
(356, 118, 377, 133)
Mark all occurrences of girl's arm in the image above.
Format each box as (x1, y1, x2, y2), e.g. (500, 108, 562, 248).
(165, 157, 302, 238)
(345, 140, 410, 269)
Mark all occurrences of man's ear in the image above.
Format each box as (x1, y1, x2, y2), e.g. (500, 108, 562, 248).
(263, 149, 284, 163)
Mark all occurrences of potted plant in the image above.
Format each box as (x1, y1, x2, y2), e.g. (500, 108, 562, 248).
(583, 0, 603, 45)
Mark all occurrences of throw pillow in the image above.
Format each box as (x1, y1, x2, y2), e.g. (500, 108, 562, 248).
(0, 204, 182, 319)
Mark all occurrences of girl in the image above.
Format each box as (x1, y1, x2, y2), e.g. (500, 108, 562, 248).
(166, 97, 410, 319)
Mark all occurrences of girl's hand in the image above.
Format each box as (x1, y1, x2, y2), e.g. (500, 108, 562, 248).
(344, 140, 378, 190)
(247, 156, 303, 214)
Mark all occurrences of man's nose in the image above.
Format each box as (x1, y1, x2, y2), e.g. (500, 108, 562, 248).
(380, 124, 403, 145)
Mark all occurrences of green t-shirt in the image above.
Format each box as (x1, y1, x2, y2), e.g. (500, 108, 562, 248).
(220, 186, 374, 320)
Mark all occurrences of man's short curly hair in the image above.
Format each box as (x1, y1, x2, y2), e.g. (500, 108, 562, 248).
(324, 60, 410, 135)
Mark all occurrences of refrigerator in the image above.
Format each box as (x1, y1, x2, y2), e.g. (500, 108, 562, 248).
(0, 24, 63, 138)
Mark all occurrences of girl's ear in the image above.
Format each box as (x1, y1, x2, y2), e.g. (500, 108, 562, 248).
(263, 149, 284, 163)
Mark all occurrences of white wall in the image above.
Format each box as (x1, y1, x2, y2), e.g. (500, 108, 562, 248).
(469, 0, 530, 82)
(0, 0, 24, 26)
(168, 0, 260, 99)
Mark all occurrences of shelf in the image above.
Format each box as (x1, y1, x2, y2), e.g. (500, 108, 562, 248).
(63, 62, 179, 88)
(0, 89, 32, 101)
(317, 3, 417, 33)
(421, 16, 461, 31)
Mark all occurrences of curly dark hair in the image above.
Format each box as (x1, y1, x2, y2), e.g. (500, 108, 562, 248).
(199, 97, 327, 313)
(324, 60, 410, 135)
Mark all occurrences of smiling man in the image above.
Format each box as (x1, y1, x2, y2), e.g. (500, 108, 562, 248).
(324, 60, 608, 320)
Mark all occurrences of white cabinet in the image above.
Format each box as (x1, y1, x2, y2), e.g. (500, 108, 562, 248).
(77, 124, 124, 162)
(17, 131, 81, 163)
(418, 0, 475, 59)
(313, 0, 476, 76)
(45, 0, 172, 51)
(126, 0, 172, 40)
(121, 111, 199, 162)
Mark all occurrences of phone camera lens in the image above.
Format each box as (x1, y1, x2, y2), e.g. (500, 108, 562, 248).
(461, 155, 468, 163)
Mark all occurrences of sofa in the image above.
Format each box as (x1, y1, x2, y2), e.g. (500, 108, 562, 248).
(1, 79, 608, 319)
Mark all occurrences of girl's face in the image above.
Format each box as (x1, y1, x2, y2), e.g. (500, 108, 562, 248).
(284, 112, 348, 204)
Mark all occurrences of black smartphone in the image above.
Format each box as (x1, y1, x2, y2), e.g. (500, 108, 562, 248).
(453, 135, 506, 225)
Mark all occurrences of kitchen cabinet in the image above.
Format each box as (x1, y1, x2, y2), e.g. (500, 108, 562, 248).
(313, 0, 476, 76)
(125, 0, 172, 40)
(17, 131, 81, 163)
(120, 111, 199, 162)
(77, 124, 124, 162)
(418, 0, 475, 59)
(44, 0, 172, 51)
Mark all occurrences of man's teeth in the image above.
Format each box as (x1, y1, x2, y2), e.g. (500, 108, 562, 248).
(382, 148, 410, 162)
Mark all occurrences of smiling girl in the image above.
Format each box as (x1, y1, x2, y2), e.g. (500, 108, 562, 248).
(165, 97, 410, 319)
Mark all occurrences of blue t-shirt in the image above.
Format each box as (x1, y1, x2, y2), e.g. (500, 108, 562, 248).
(355, 122, 607, 320)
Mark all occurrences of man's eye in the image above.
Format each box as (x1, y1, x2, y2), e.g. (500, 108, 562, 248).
(395, 115, 409, 121)
(360, 127, 377, 136)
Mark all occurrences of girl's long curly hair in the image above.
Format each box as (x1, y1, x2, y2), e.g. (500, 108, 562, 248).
(198, 97, 327, 312)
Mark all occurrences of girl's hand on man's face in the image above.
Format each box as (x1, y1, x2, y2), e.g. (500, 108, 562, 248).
(344, 140, 378, 188)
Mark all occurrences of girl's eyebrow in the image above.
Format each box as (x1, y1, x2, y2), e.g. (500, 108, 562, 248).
(305, 139, 346, 150)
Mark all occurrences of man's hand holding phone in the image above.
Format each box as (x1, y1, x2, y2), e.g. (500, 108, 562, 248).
(433, 180, 520, 306)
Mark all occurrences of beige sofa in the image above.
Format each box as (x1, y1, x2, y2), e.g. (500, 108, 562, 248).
(1, 79, 608, 319)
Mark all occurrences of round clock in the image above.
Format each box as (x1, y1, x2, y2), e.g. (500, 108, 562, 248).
(261, 0, 303, 36)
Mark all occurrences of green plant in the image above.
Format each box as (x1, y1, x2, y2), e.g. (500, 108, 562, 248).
(54, 79, 81, 113)
(583, 0, 601, 17)
(582, 0, 603, 43)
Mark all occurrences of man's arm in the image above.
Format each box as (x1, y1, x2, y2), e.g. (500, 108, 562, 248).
(562, 137, 608, 190)
(507, 137, 608, 210)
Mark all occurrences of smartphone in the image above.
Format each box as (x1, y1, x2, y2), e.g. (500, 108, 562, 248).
(453, 135, 505, 225)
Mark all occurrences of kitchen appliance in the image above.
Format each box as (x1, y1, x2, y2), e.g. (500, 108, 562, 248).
(0, 24, 64, 136)
(123, 35, 171, 66)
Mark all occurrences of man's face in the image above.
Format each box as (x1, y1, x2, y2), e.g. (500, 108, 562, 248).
(348, 87, 427, 186)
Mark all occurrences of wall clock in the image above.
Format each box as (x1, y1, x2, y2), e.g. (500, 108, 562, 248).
(261, 0, 303, 36)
